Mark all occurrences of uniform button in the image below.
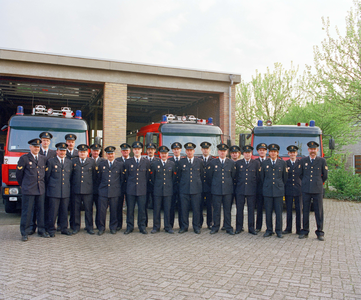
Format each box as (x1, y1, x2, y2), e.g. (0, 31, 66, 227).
(137, 173, 139, 175)
(310, 175, 313, 177)
(292, 179, 294, 181)
(310, 179, 312, 181)
(190, 180, 192, 182)
(311, 167, 313, 169)
(63, 183, 64, 185)
(273, 178, 275, 180)
(190, 176, 192, 178)
(246, 173, 248, 176)
(245, 183, 247, 185)
(81, 181, 83, 183)
(109, 180, 110, 181)
(164, 178, 166, 180)
(136, 183, 138, 185)
(136, 178, 138, 180)
(108, 184, 110, 186)
(190, 168, 192, 170)
(222, 181, 224, 183)
(246, 178, 248, 180)
(246, 169, 248, 171)
(137, 169, 139, 171)
(293, 184, 295, 185)
(273, 182, 275, 184)
(311, 171, 313, 173)
(82, 176, 83, 178)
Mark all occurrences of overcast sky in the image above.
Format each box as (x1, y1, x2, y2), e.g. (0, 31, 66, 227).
(0, 0, 355, 82)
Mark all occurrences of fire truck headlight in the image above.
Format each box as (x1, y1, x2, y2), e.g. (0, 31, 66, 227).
(9, 188, 19, 195)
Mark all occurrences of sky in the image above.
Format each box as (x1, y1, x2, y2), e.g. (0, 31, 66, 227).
(0, 0, 355, 82)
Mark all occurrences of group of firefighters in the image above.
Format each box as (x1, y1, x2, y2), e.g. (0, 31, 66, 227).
(16, 131, 328, 242)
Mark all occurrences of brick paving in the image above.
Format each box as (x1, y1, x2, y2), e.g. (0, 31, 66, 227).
(0, 199, 360, 299)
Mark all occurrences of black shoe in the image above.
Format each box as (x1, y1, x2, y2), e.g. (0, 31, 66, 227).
(255, 229, 261, 233)
(72, 230, 79, 235)
(38, 232, 50, 238)
(151, 229, 159, 234)
(194, 229, 201, 234)
(263, 232, 272, 237)
(226, 230, 235, 235)
(249, 231, 258, 235)
(282, 230, 292, 234)
(207, 226, 212, 230)
(276, 233, 283, 238)
(116, 227, 122, 231)
(317, 236, 325, 241)
(124, 229, 133, 235)
(56, 227, 61, 232)
(28, 230, 35, 236)
(61, 230, 72, 236)
(49, 233, 55, 238)
(299, 234, 308, 239)
(110, 229, 117, 234)
(22, 235, 28, 241)
(165, 229, 174, 234)
(221, 226, 226, 231)
(98, 230, 104, 236)
(210, 230, 218, 234)
(87, 230, 95, 235)
(140, 229, 148, 234)
(235, 230, 241, 234)
(296, 231, 301, 235)
(178, 228, 188, 234)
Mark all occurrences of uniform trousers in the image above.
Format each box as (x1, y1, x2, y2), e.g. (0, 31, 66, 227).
(301, 193, 324, 236)
(235, 194, 256, 232)
(256, 193, 264, 230)
(170, 192, 182, 228)
(264, 196, 283, 235)
(153, 196, 172, 231)
(97, 196, 118, 231)
(180, 193, 202, 231)
(20, 194, 46, 236)
(93, 194, 100, 229)
(73, 194, 93, 231)
(117, 192, 126, 229)
(48, 197, 70, 234)
(126, 194, 147, 231)
(212, 194, 233, 231)
(200, 191, 213, 228)
(285, 195, 302, 233)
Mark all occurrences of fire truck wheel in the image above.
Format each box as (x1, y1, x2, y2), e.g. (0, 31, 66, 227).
(4, 199, 17, 213)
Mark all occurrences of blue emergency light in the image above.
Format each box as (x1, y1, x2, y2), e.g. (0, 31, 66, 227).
(309, 120, 315, 127)
(161, 115, 167, 124)
(207, 117, 213, 125)
(75, 110, 82, 119)
(16, 106, 24, 115)
(257, 120, 263, 126)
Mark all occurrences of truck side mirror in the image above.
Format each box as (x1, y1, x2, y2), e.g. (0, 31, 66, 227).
(239, 134, 246, 149)
(329, 138, 335, 150)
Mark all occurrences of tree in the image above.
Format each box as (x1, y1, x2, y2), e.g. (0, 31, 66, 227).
(235, 62, 309, 133)
(310, 0, 361, 119)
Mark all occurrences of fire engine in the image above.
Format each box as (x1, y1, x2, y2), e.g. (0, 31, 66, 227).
(239, 120, 335, 159)
(130, 114, 225, 157)
(1, 105, 88, 213)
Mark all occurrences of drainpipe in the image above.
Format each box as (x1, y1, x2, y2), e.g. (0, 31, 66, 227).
(229, 74, 234, 144)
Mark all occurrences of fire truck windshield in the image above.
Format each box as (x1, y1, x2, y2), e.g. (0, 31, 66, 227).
(162, 134, 222, 156)
(252, 135, 321, 157)
(8, 128, 87, 152)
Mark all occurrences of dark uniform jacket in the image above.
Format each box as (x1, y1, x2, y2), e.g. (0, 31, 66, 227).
(45, 157, 73, 198)
(207, 158, 236, 196)
(66, 149, 78, 159)
(285, 159, 302, 196)
(168, 156, 182, 194)
(39, 148, 57, 160)
(151, 160, 176, 197)
(97, 159, 124, 198)
(261, 159, 288, 197)
(299, 156, 328, 194)
(255, 157, 267, 195)
(16, 153, 46, 195)
(93, 157, 106, 195)
(198, 156, 214, 193)
(71, 157, 97, 195)
(124, 157, 151, 196)
(235, 159, 260, 196)
(178, 157, 203, 195)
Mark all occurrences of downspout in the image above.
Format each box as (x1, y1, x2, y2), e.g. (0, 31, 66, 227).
(229, 74, 234, 144)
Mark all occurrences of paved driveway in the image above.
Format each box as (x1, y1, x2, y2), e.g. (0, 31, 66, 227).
(0, 199, 360, 299)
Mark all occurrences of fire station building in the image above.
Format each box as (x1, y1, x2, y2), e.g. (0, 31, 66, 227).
(0, 49, 241, 156)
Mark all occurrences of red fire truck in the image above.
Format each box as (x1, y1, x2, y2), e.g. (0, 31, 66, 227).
(130, 114, 225, 157)
(239, 120, 335, 159)
(1, 105, 88, 213)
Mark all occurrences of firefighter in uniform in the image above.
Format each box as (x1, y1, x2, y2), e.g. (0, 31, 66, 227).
(178, 142, 203, 234)
(145, 142, 160, 227)
(283, 145, 302, 235)
(150, 146, 176, 234)
(235, 145, 260, 235)
(299, 141, 328, 241)
(71, 144, 97, 235)
(46, 142, 73, 237)
(97, 146, 124, 235)
(124, 141, 151, 234)
(208, 143, 236, 235)
(39, 132, 57, 159)
(115, 143, 131, 231)
(199, 141, 214, 229)
(261, 143, 288, 238)
(90, 143, 105, 230)
(168, 142, 183, 229)
(255, 143, 268, 232)
(16, 138, 49, 241)
(228, 145, 241, 231)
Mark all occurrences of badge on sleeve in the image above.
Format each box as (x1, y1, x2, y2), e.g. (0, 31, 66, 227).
(17, 166, 23, 170)
(325, 166, 328, 170)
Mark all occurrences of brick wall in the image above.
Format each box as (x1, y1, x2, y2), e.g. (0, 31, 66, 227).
(103, 82, 127, 157)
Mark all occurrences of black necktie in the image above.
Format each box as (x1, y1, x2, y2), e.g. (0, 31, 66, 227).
(221, 160, 224, 167)
(163, 161, 165, 167)
(35, 156, 38, 162)
(246, 161, 248, 165)
(136, 159, 139, 164)
(44, 151, 47, 157)
(175, 158, 178, 162)
(292, 162, 294, 166)
(61, 159, 64, 167)
(311, 159, 314, 164)
(110, 162, 112, 168)
(272, 161, 275, 166)
(189, 159, 191, 164)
